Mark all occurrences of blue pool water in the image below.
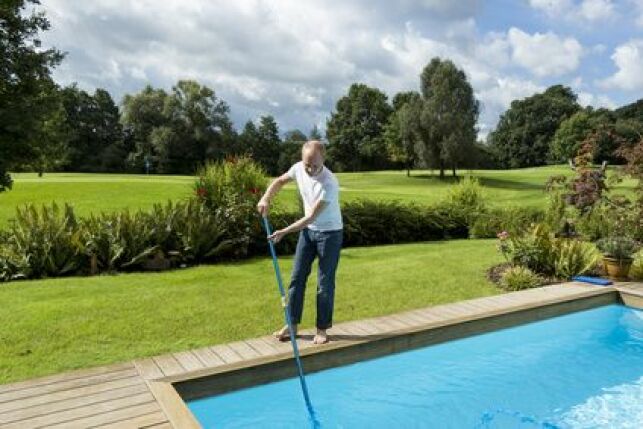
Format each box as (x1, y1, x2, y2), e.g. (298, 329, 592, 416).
(188, 305, 643, 428)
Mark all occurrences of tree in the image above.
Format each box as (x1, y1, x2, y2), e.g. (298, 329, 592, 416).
(309, 125, 322, 140)
(550, 107, 643, 165)
(278, 129, 307, 173)
(413, 58, 479, 178)
(163, 80, 235, 172)
(384, 91, 421, 176)
(60, 85, 125, 172)
(549, 110, 596, 163)
(254, 115, 281, 175)
(615, 98, 643, 122)
(326, 83, 393, 171)
(121, 81, 234, 174)
(27, 94, 70, 176)
(0, 0, 64, 189)
(488, 85, 580, 168)
(121, 85, 168, 172)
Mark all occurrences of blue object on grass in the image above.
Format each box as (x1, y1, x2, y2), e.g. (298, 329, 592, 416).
(572, 276, 613, 286)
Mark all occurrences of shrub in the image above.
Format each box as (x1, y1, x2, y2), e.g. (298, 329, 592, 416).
(500, 266, 542, 291)
(0, 243, 29, 282)
(631, 251, 643, 280)
(194, 156, 266, 212)
(444, 176, 487, 226)
(174, 199, 242, 262)
(0, 170, 12, 192)
(4, 203, 84, 279)
(195, 157, 268, 257)
(596, 236, 641, 260)
(506, 223, 557, 276)
(469, 207, 544, 239)
(82, 209, 159, 272)
(340, 200, 461, 246)
(553, 239, 600, 279)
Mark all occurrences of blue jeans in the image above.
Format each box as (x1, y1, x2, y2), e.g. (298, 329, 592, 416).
(288, 228, 343, 330)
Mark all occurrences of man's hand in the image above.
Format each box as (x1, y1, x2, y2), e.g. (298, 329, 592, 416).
(257, 198, 269, 216)
(268, 229, 287, 244)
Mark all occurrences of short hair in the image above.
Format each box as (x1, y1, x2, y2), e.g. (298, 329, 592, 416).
(302, 140, 326, 158)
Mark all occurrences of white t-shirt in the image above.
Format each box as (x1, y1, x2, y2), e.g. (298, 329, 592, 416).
(287, 161, 343, 231)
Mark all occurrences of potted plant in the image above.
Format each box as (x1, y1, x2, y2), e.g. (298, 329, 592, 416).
(596, 236, 641, 280)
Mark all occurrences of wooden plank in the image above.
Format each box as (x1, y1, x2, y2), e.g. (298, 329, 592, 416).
(0, 368, 139, 404)
(152, 355, 185, 377)
(227, 341, 261, 360)
(0, 374, 142, 414)
(45, 402, 161, 429)
(0, 383, 149, 424)
(369, 316, 403, 332)
(134, 358, 165, 381)
(349, 320, 381, 335)
(0, 362, 133, 394)
(93, 411, 169, 428)
(244, 338, 279, 357)
(144, 422, 174, 429)
(191, 347, 226, 367)
(339, 322, 371, 337)
(2, 392, 156, 429)
(172, 351, 204, 372)
(209, 344, 243, 364)
(397, 311, 428, 325)
(147, 381, 200, 429)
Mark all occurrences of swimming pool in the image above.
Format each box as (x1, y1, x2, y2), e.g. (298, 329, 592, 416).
(187, 304, 643, 428)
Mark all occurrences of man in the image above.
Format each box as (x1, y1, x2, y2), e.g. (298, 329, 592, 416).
(257, 140, 343, 345)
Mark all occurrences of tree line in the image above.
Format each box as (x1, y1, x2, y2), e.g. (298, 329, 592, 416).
(2, 0, 642, 192)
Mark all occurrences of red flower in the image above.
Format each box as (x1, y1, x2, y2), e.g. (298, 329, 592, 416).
(248, 187, 260, 195)
(196, 187, 208, 198)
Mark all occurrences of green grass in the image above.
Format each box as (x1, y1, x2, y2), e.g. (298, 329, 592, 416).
(0, 166, 636, 227)
(0, 239, 501, 384)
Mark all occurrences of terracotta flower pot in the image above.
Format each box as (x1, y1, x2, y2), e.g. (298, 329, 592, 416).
(602, 256, 633, 280)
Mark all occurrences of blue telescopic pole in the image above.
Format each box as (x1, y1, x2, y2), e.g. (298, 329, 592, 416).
(261, 216, 319, 427)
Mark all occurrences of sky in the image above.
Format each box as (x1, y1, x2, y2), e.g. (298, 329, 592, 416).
(38, 0, 643, 139)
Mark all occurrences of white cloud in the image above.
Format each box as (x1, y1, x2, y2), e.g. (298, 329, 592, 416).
(36, 0, 630, 139)
(600, 39, 643, 91)
(632, 0, 643, 27)
(507, 28, 583, 77)
(529, 0, 574, 16)
(579, 0, 615, 21)
(578, 91, 616, 108)
(529, 0, 615, 22)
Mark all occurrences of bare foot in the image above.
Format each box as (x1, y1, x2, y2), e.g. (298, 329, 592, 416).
(273, 324, 297, 342)
(312, 329, 329, 345)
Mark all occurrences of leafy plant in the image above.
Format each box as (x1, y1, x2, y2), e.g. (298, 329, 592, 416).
(500, 266, 543, 291)
(82, 209, 160, 272)
(553, 239, 600, 279)
(444, 176, 487, 225)
(631, 251, 643, 280)
(175, 199, 240, 262)
(596, 236, 641, 260)
(5, 203, 84, 278)
(469, 207, 544, 239)
(505, 223, 557, 275)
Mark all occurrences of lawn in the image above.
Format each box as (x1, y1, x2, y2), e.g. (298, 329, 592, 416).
(0, 238, 501, 384)
(1, 167, 636, 227)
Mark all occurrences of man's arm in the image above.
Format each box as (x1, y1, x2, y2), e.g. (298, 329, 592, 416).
(257, 173, 292, 216)
(269, 199, 328, 243)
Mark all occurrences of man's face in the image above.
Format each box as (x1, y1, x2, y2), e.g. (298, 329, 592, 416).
(302, 149, 323, 177)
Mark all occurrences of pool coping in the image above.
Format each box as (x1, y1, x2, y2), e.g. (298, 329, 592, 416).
(1, 281, 641, 428)
(143, 282, 643, 429)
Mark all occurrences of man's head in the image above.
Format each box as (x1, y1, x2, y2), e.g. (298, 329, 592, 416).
(301, 140, 325, 176)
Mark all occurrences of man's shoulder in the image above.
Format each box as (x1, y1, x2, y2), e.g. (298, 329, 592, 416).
(287, 161, 303, 178)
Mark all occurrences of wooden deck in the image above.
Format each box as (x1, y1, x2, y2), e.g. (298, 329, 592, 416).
(1, 281, 641, 428)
